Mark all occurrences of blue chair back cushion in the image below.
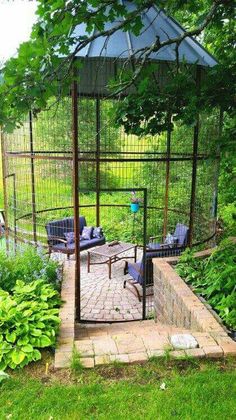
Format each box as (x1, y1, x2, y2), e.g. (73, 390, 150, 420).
(46, 216, 87, 244)
(128, 257, 153, 287)
(173, 223, 189, 246)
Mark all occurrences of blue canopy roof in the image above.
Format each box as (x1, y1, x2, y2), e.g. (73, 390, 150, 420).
(74, 2, 217, 67)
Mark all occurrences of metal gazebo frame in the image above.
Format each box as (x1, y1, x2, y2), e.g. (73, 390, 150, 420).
(1, 3, 221, 322)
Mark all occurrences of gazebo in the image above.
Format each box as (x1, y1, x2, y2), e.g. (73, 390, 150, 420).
(1, 3, 220, 322)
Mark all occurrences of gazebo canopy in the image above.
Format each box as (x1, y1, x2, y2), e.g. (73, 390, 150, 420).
(74, 2, 217, 67)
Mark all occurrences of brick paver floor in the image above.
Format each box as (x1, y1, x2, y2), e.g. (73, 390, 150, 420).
(54, 260, 236, 368)
(54, 248, 153, 322)
(73, 321, 214, 367)
(80, 249, 153, 321)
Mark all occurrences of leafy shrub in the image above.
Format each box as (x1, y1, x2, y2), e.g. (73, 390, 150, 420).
(0, 247, 60, 293)
(219, 202, 236, 236)
(176, 239, 236, 330)
(0, 279, 61, 370)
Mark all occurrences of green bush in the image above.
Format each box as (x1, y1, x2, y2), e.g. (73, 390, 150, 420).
(219, 202, 236, 236)
(0, 279, 61, 370)
(176, 239, 236, 330)
(0, 247, 60, 293)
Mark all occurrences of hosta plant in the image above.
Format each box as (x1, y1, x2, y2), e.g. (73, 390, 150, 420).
(0, 279, 61, 370)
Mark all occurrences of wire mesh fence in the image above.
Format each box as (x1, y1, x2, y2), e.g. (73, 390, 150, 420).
(0, 60, 221, 322)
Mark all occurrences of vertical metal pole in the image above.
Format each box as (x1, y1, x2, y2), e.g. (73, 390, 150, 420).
(72, 67, 80, 321)
(29, 111, 37, 243)
(0, 131, 9, 253)
(213, 108, 223, 219)
(12, 174, 17, 253)
(189, 66, 201, 246)
(95, 98, 100, 227)
(211, 107, 223, 241)
(163, 113, 171, 238)
(142, 188, 147, 320)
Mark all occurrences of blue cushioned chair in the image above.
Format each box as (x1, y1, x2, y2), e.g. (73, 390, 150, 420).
(148, 223, 189, 253)
(124, 223, 189, 300)
(45, 216, 105, 259)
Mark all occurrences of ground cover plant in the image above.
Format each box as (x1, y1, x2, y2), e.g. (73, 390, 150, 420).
(0, 247, 61, 371)
(0, 354, 236, 419)
(176, 239, 236, 331)
(0, 246, 60, 293)
(0, 280, 61, 370)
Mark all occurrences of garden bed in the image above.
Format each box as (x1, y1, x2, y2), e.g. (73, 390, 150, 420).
(175, 239, 236, 339)
(153, 239, 236, 355)
(0, 247, 62, 371)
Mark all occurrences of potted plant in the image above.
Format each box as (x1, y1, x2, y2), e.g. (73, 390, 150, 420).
(130, 191, 142, 213)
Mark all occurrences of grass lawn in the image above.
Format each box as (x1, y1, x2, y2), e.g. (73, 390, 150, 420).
(1, 354, 236, 420)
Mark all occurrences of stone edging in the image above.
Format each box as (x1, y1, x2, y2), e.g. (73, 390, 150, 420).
(55, 260, 75, 368)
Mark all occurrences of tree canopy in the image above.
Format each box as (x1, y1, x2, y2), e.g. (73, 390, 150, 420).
(0, 0, 234, 132)
(0, 0, 235, 231)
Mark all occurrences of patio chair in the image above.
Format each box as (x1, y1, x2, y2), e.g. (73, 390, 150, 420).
(123, 223, 189, 300)
(124, 249, 158, 301)
(45, 216, 105, 259)
(148, 223, 189, 255)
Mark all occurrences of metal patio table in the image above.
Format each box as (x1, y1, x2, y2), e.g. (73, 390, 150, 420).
(87, 241, 137, 279)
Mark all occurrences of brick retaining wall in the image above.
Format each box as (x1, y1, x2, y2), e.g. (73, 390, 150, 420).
(153, 250, 226, 334)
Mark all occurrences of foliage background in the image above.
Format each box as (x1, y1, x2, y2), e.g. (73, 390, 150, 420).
(0, 0, 235, 236)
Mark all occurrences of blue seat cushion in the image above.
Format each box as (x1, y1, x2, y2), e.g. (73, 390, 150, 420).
(51, 235, 105, 253)
(80, 236, 105, 250)
(51, 242, 75, 253)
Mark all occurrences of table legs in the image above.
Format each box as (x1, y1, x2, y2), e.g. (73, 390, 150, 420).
(108, 257, 112, 279)
(87, 252, 90, 273)
(87, 246, 137, 279)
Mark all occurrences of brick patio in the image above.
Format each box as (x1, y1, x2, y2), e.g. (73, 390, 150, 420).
(54, 244, 236, 369)
(56, 318, 236, 368)
(80, 249, 153, 321)
(54, 248, 153, 322)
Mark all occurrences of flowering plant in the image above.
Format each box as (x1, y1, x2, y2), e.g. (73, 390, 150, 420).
(130, 191, 143, 203)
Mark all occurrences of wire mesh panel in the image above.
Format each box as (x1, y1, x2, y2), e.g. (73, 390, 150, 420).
(79, 189, 148, 322)
(1, 57, 221, 323)
(1, 97, 73, 253)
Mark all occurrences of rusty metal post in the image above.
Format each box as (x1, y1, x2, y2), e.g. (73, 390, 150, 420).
(72, 68, 81, 321)
(163, 112, 171, 239)
(142, 188, 148, 320)
(0, 130, 10, 253)
(29, 111, 37, 244)
(189, 66, 201, 246)
(212, 107, 223, 239)
(214, 107, 223, 216)
(95, 98, 101, 227)
(12, 173, 17, 253)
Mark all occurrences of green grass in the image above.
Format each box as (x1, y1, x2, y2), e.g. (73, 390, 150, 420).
(0, 358, 236, 419)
